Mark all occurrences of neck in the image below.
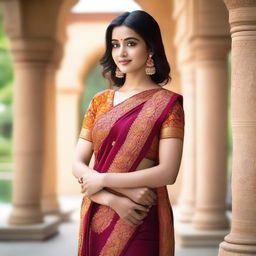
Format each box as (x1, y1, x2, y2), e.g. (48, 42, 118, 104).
(120, 69, 157, 92)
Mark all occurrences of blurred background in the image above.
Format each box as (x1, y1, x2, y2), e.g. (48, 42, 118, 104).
(1, 0, 255, 255)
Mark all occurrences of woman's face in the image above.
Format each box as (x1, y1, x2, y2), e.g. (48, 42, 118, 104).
(111, 25, 150, 75)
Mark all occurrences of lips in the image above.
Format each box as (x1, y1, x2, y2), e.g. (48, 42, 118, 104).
(119, 60, 131, 65)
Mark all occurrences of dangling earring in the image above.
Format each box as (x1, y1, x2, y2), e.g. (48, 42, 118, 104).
(145, 54, 156, 75)
(115, 66, 124, 78)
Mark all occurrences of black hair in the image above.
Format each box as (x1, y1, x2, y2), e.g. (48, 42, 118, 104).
(100, 10, 171, 87)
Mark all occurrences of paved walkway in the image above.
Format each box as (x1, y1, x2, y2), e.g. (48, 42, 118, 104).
(0, 196, 219, 256)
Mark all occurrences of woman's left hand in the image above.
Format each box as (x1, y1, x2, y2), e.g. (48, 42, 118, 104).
(80, 170, 104, 196)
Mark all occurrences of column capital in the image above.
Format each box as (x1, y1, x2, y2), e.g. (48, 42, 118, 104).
(192, 37, 231, 61)
(223, 1, 256, 35)
(9, 38, 62, 66)
(223, 0, 256, 10)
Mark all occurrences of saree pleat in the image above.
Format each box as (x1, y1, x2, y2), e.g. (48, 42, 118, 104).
(78, 88, 182, 256)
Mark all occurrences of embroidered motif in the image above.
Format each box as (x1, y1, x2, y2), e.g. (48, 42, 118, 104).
(91, 206, 115, 234)
(108, 90, 174, 173)
(162, 100, 184, 128)
(78, 88, 183, 256)
(99, 219, 136, 256)
(79, 89, 185, 160)
(92, 89, 162, 157)
(78, 196, 92, 255)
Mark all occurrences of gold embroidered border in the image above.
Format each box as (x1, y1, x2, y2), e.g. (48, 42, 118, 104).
(78, 196, 92, 255)
(92, 89, 163, 155)
(108, 89, 174, 173)
(91, 205, 115, 234)
(80, 127, 92, 142)
(160, 126, 184, 140)
(99, 219, 136, 256)
(157, 187, 174, 256)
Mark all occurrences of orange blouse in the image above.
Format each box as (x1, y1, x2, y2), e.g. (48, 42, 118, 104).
(80, 89, 184, 161)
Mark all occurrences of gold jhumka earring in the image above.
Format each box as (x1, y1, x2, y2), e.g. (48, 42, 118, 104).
(115, 67, 124, 78)
(145, 54, 156, 75)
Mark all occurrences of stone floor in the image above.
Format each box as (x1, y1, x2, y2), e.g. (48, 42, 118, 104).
(0, 196, 219, 256)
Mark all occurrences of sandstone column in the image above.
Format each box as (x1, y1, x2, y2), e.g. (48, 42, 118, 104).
(41, 64, 61, 216)
(8, 38, 56, 225)
(0, 0, 79, 239)
(219, 1, 256, 255)
(192, 38, 230, 231)
(177, 60, 196, 222)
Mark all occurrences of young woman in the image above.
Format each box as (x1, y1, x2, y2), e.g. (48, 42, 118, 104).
(72, 10, 184, 256)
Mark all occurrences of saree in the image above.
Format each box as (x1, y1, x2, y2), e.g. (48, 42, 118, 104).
(78, 88, 184, 256)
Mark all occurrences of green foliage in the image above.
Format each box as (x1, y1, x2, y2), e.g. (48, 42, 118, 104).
(0, 81, 13, 104)
(0, 180, 12, 203)
(0, 10, 14, 108)
(80, 64, 108, 124)
(0, 50, 14, 90)
(0, 105, 12, 137)
(0, 10, 13, 163)
(0, 11, 10, 49)
(0, 136, 12, 161)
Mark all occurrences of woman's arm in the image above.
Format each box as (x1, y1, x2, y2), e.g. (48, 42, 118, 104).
(86, 188, 149, 227)
(81, 138, 183, 195)
(73, 139, 157, 206)
(104, 138, 183, 187)
(73, 139, 150, 226)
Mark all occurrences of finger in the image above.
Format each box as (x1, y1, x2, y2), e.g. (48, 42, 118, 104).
(123, 219, 135, 227)
(123, 216, 136, 227)
(147, 189, 157, 200)
(144, 194, 154, 205)
(134, 203, 149, 213)
(128, 215, 142, 226)
(132, 211, 147, 221)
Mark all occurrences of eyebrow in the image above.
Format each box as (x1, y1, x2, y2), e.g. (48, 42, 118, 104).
(111, 37, 140, 42)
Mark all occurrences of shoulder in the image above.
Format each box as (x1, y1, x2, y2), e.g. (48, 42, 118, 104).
(91, 89, 112, 105)
(93, 88, 112, 99)
(160, 88, 183, 102)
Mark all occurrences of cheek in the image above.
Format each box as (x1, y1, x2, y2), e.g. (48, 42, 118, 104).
(133, 49, 148, 63)
(111, 50, 118, 63)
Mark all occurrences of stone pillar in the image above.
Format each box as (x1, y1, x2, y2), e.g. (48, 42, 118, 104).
(8, 38, 57, 225)
(0, 0, 79, 240)
(218, 1, 256, 255)
(192, 38, 230, 231)
(41, 64, 61, 216)
(177, 60, 196, 222)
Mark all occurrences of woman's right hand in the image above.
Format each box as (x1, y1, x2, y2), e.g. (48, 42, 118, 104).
(123, 187, 157, 207)
(109, 195, 149, 227)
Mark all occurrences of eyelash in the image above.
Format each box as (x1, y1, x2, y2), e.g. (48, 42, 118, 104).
(111, 41, 137, 48)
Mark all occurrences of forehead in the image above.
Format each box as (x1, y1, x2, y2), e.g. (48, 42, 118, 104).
(111, 25, 142, 40)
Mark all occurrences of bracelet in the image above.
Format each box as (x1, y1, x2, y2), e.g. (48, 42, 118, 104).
(78, 176, 84, 184)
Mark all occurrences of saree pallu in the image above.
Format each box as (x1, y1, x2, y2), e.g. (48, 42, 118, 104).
(78, 88, 183, 256)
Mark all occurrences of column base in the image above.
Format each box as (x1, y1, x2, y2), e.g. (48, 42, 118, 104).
(59, 208, 74, 222)
(219, 241, 256, 256)
(41, 201, 73, 222)
(0, 215, 60, 240)
(175, 221, 230, 247)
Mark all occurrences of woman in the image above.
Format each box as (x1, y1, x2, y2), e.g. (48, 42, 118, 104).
(72, 10, 185, 256)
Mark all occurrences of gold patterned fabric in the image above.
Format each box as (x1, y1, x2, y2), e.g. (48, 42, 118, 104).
(79, 89, 184, 161)
(78, 88, 184, 256)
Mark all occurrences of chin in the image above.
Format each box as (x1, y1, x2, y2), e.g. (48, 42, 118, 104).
(120, 67, 142, 74)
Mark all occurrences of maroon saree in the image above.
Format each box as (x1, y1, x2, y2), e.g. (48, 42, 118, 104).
(78, 88, 182, 256)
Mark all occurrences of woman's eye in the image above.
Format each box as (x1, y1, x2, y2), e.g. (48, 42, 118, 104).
(127, 41, 136, 46)
(111, 43, 119, 48)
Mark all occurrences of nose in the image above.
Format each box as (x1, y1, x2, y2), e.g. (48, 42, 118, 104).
(118, 44, 127, 57)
